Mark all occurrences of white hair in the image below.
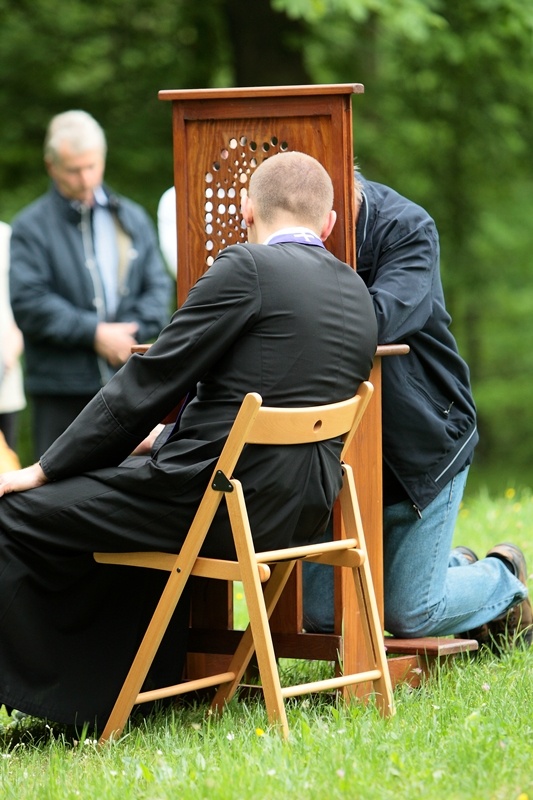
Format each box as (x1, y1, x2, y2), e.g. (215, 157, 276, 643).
(44, 110, 107, 163)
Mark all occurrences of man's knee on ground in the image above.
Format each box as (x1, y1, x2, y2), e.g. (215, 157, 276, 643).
(384, 592, 443, 638)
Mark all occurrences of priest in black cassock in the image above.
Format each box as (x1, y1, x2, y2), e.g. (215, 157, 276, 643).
(0, 151, 377, 729)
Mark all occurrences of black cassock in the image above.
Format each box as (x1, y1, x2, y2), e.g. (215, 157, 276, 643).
(0, 240, 377, 726)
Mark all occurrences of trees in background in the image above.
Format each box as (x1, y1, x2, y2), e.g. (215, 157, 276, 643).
(1, 0, 532, 484)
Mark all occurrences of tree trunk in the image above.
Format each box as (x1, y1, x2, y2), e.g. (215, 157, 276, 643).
(224, 0, 311, 86)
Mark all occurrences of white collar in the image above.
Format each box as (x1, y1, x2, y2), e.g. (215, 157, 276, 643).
(93, 185, 108, 207)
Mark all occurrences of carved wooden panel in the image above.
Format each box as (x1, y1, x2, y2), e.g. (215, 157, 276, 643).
(159, 84, 363, 305)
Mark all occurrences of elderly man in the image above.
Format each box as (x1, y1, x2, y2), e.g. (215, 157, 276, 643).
(0, 151, 377, 729)
(10, 110, 171, 457)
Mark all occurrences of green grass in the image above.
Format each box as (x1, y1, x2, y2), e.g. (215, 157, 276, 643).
(454, 484, 532, 561)
(0, 488, 531, 799)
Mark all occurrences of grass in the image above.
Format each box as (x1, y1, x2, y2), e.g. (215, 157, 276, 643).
(0, 487, 531, 799)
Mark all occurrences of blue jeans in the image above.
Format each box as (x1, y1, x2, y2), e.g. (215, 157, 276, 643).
(302, 467, 528, 636)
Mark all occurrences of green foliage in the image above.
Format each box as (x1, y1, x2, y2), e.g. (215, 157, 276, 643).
(0, 0, 231, 219)
(274, 0, 446, 37)
(1, 0, 533, 480)
(276, 0, 533, 481)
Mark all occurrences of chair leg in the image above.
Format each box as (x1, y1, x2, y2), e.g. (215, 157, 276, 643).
(99, 567, 191, 743)
(217, 485, 290, 737)
(340, 466, 394, 716)
(351, 560, 394, 715)
(211, 558, 295, 714)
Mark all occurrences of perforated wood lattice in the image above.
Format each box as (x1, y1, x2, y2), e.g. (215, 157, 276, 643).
(204, 135, 289, 266)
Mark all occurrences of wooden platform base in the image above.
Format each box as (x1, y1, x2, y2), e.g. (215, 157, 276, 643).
(385, 636, 479, 688)
(186, 631, 479, 691)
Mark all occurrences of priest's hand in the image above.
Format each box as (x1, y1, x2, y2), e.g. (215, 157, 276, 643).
(131, 424, 166, 456)
(0, 463, 49, 497)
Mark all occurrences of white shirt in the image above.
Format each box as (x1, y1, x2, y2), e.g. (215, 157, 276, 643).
(157, 186, 178, 277)
(92, 186, 119, 319)
(0, 222, 25, 413)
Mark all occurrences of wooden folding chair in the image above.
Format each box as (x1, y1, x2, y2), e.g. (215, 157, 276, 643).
(94, 380, 394, 742)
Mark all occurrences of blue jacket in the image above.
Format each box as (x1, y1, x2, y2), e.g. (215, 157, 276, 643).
(10, 184, 171, 396)
(356, 176, 478, 511)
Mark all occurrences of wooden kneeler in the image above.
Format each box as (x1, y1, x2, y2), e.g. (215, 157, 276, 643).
(94, 381, 395, 743)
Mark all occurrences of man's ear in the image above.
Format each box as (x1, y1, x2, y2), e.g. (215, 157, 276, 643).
(320, 209, 337, 242)
(241, 192, 254, 227)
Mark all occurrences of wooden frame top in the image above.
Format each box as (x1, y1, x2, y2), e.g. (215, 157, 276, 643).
(159, 83, 364, 102)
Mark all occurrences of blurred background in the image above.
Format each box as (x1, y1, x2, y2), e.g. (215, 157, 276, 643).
(1, 0, 532, 495)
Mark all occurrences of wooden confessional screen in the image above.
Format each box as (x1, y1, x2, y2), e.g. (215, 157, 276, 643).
(158, 84, 380, 681)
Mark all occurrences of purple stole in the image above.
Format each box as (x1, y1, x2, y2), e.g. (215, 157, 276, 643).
(265, 231, 325, 249)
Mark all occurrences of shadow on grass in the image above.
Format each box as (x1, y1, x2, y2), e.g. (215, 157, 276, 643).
(0, 714, 82, 750)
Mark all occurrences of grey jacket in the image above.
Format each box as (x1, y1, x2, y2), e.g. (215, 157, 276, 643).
(10, 184, 171, 396)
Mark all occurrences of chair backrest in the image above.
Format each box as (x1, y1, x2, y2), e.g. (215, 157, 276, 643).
(214, 381, 374, 483)
(247, 383, 373, 450)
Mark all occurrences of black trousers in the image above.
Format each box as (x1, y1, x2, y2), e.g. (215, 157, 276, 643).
(0, 412, 20, 451)
(0, 439, 336, 726)
(0, 457, 196, 727)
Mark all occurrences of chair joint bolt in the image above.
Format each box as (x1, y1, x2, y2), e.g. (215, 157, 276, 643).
(212, 470, 234, 492)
